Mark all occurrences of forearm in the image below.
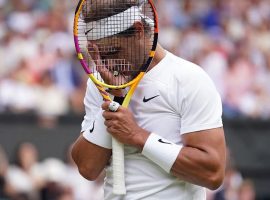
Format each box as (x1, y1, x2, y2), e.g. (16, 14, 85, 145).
(137, 129, 225, 190)
(131, 131, 224, 188)
(71, 135, 112, 180)
(171, 146, 224, 190)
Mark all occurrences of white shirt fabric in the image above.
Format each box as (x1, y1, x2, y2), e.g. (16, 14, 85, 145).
(81, 51, 223, 200)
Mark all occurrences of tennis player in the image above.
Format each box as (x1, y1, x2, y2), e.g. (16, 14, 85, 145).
(72, 0, 226, 199)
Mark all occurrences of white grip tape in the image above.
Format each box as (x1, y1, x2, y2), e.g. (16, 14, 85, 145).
(112, 137, 126, 195)
(142, 133, 183, 173)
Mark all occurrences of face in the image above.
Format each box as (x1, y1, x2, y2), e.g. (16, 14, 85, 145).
(87, 22, 151, 79)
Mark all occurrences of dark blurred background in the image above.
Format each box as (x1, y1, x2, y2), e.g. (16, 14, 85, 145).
(0, 0, 270, 199)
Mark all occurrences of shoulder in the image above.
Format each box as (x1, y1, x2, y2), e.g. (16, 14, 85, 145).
(145, 51, 218, 99)
(86, 77, 96, 88)
(84, 77, 103, 107)
(169, 53, 211, 80)
(163, 52, 217, 92)
(165, 54, 223, 133)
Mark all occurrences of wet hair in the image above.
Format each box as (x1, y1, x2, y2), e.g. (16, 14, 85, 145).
(117, 17, 152, 37)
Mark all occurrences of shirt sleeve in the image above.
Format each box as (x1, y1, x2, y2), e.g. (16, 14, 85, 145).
(83, 109, 112, 149)
(81, 79, 103, 132)
(179, 67, 223, 135)
(81, 79, 112, 149)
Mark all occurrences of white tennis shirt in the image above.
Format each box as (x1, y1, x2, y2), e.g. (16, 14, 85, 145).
(81, 51, 223, 200)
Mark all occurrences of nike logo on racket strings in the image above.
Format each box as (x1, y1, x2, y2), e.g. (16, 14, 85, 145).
(158, 139, 172, 145)
(85, 18, 108, 35)
(89, 121, 95, 133)
(143, 95, 160, 103)
(85, 28, 94, 35)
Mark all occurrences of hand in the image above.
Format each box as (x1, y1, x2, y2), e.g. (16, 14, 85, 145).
(88, 42, 128, 85)
(101, 101, 150, 149)
(88, 42, 127, 97)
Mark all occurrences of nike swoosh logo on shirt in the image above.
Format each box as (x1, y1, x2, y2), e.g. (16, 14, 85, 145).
(143, 95, 160, 103)
(158, 139, 171, 145)
(89, 121, 95, 133)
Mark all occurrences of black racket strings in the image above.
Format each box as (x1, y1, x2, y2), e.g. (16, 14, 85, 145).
(77, 0, 154, 86)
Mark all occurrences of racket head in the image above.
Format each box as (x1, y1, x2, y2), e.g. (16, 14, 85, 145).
(74, 0, 158, 89)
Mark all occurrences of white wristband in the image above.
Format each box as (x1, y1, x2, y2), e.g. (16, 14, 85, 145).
(83, 111, 112, 149)
(142, 133, 183, 173)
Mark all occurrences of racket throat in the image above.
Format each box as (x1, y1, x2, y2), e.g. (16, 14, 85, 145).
(114, 96, 125, 104)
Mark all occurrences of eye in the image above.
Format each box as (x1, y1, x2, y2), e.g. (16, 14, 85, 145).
(101, 46, 121, 56)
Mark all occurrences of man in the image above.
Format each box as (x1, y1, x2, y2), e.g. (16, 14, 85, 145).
(72, 0, 226, 199)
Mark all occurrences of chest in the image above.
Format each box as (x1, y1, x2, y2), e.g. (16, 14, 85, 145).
(128, 82, 182, 143)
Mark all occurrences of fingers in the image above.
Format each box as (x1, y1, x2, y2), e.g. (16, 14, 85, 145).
(88, 42, 127, 86)
(88, 42, 102, 63)
(102, 101, 123, 120)
(102, 101, 111, 111)
(104, 119, 118, 129)
(98, 61, 127, 86)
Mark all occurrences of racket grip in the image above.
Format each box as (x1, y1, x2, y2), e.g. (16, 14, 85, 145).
(112, 137, 126, 195)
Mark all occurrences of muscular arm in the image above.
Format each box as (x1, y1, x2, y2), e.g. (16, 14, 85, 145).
(171, 127, 226, 190)
(71, 135, 112, 181)
(101, 102, 226, 190)
(137, 127, 226, 190)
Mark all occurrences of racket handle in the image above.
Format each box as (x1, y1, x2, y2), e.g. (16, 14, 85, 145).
(112, 137, 126, 195)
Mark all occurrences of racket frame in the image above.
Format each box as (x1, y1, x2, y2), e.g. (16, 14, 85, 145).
(73, 0, 158, 195)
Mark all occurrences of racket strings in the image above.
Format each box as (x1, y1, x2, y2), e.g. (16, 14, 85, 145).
(77, 0, 155, 86)
(94, 59, 133, 86)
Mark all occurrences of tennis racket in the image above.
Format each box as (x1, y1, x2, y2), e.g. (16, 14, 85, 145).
(73, 0, 158, 195)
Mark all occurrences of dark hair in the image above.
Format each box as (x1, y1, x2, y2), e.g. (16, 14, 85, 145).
(117, 17, 153, 37)
(83, 0, 153, 38)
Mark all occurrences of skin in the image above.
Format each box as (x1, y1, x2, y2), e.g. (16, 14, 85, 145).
(88, 21, 151, 86)
(72, 22, 226, 190)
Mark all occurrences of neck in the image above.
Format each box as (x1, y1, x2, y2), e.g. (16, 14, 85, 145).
(147, 43, 166, 72)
